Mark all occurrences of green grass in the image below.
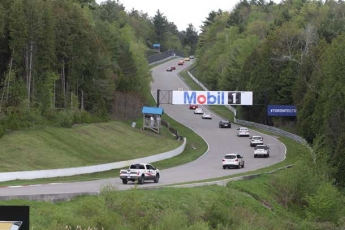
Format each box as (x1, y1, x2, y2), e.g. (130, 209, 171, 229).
(178, 65, 204, 91)
(0, 122, 180, 172)
(0, 181, 325, 230)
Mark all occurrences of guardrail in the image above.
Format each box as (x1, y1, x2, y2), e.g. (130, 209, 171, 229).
(147, 50, 185, 64)
(0, 138, 186, 182)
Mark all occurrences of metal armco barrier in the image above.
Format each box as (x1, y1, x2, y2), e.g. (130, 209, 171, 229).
(147, 50, 185, 64)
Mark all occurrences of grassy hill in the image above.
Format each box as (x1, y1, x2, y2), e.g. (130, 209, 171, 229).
(0, 121, 180, 172)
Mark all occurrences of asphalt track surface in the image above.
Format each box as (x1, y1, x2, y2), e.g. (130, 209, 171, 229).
(0, 58, 286, 197)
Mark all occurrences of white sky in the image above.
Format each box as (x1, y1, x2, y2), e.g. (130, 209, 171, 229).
(95, 0, 245, 32)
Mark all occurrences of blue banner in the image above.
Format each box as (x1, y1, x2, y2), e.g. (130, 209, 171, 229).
(267, 105, 297, 117)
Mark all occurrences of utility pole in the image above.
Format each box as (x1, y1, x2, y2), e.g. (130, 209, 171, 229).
(264, 91, 268, 125)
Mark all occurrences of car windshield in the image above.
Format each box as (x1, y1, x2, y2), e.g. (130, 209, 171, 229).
(253, 137, 262, 140)
(240, 128, 248, 131)
(222, 121, 229, 123)
(256, 146, 266, 149)
(225, 155, 236, 159)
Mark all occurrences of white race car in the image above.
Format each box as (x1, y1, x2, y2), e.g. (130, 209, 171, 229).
(254, 145, 270, 158)
(194, 108, 203, 114)
(250, 136, 264, 147)
(202, 113, 212, 119)
(222, 153, 245, 169)
(237, 127, 250, 137)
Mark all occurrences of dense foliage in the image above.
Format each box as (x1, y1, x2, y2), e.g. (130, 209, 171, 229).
(0, 0, 198, 135)
(194, 0, 345, 187)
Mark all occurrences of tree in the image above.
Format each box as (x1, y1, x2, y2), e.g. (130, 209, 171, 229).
(153, 10, 168, 49)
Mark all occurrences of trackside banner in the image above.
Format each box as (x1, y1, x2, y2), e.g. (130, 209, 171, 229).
(267, 105, 297, 117)
(172, 91, 253, 105)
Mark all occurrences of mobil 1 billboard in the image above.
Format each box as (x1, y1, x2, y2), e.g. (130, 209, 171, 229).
(172, 91, 253, 105)
(267, 105, 297, 117)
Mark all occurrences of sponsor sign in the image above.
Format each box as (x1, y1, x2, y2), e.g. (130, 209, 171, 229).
(172, 91, 253, 105)
(0, 206, 29, 230)
(267, 105, 297, 117)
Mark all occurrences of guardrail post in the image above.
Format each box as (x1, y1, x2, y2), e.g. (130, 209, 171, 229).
(157, 89, 160, 107)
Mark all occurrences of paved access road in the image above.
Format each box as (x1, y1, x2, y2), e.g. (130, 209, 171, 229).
(0, 58, 286, 197)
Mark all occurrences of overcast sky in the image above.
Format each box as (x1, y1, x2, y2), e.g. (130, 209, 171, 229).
(95, 0, 249, 32)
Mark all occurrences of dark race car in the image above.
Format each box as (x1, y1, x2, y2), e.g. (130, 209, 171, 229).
(219, 120, 231, 128)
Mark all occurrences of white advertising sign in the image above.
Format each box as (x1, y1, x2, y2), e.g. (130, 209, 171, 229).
(172, 91, 253, 105)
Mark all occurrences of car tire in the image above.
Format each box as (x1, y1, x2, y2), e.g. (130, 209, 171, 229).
(254, 155, 257, 158)
(237, 164, 241, 169)
(154, 174, 160, 183)
(223, 166, 226, 169)
(138, 175, 145, 184)
(122, 179, 128, 184)
(242, 162, 245, 168)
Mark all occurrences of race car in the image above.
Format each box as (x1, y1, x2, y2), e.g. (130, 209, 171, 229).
(237, 127, 250, 137)
(194, 108, 203, 114)
(254, 145, 270, 158)
(250, 136, 264, 147)
(219, 120, 231, 128)
(189, 104, 198, 110)
(202, 113, 212, 119)
(222, 153, 245, 169)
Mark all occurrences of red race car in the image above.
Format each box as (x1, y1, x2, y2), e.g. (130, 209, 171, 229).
(171, 65, 176, 70)
(189, 104, 198, 110)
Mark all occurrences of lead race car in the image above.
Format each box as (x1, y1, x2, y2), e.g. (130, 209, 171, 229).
(119, 163, 160, 184)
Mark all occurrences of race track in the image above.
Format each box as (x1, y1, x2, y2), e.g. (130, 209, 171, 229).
(0, 58, 286, 197)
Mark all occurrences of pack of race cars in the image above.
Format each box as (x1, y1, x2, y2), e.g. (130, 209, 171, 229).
(188, 104, 271, 170)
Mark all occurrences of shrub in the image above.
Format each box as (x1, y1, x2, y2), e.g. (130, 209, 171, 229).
(148, 209, 188, 230)
(305, 183, 344, 224)
(51, 110, 74, 128)
(270, 159, 322, 208)
(73, 110, 94, 124)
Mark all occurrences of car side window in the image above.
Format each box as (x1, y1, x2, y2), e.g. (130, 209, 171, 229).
(146, 165, 152, 170)
(139, 165, 145, 170)
(237, 155, 242, 158)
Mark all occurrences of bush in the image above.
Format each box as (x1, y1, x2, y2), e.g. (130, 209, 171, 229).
(270, 159, 322, 208)
(56, 110, 74, 128)
(305, 183, 344, 224)
(73, 110, 94, 124)
(148, 209, 189, 230)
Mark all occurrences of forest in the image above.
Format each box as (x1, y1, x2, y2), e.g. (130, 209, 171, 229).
(0, 0, 197, 133)
(193, 0, 345, 188)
